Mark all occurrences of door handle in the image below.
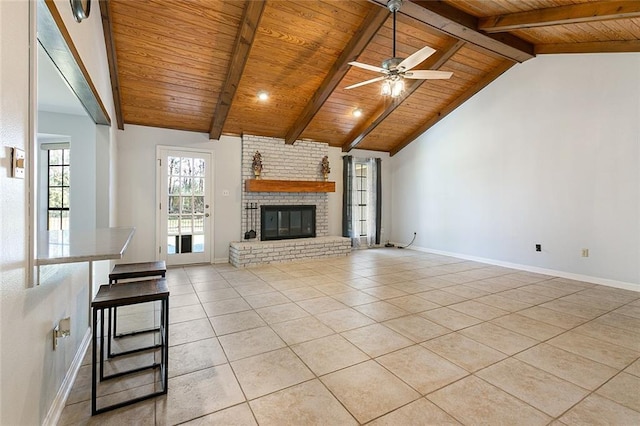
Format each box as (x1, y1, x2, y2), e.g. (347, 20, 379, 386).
(205, 213, 210, 217)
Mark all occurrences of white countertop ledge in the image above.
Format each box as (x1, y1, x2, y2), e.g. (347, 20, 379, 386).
(36, 227, 135, 265)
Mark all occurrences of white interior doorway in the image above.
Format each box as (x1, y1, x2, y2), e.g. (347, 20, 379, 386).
(157, 147, 213, 265)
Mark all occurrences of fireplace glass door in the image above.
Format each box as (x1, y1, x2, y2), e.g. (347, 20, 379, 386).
(261, 205, 315, 241)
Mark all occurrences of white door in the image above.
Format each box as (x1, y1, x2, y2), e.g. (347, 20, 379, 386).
(158, 148, 212, 265)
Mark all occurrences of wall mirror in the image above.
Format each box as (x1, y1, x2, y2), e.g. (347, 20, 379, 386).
(30, 0, 111, 286)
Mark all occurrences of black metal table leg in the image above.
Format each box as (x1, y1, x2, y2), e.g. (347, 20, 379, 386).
(91, 306, 98, 415)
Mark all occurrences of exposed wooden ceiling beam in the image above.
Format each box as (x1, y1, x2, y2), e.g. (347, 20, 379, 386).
(390, 59, 514, 156)
(480, 1, 640, 33)
(342, 39, 465, 152)
(209, 0, 265, 140)
(284, 5, 389, 145)
(99, 0, 124, 130)
(386, 0, 534, 63)
(536, 40, 640, 54)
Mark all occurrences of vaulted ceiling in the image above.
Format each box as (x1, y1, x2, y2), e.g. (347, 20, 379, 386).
(101, 0, 640, 155)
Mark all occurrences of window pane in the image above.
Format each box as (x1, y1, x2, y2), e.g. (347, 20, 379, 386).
(49, 166, 62, 186)
(181, 178, 193, 195)
(181, 158, 193, 176)
(63, 149, 70, 164)
(61, 210, 69, 230)
(168, 157, 181, 176)
(181, 196, 192, 214)
(193, 215, 204, 233)
(181, 217, 193, 233)
(167, 236, 177, 254)
(193, 196, 204, 213)
(193, 158, 205, 176)
(168, 196, 180, 214)
(48, 210, 61, 230)
(192, 235, 204, 253)
(167, 216, 179, 234)
(193, 178, 204, 196)
(49, 188, 62, 208)
(62, 187, 70, 208)
(50, 150, 62, 165)
(62, 166, 70, 186)
(169, 177, 180, 195)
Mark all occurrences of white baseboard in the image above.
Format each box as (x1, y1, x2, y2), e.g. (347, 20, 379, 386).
(43, 328, 91, 426)
(214, 257, 230, 264)
(403, 245, 639, 292)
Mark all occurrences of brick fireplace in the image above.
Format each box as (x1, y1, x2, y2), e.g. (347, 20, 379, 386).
(229, 135, 350, 267)
(240, 135, 329, 240)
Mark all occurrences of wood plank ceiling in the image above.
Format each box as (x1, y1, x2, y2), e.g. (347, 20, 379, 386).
(104, 0, 640, 155)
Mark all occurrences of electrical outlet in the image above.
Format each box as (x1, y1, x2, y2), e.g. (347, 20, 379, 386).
(535, 244, 541, 252)
(222, 189, 230, 196)
(581, 248, 589, 257)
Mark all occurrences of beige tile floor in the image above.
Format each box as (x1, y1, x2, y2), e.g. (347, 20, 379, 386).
(59, 248, 640, 425)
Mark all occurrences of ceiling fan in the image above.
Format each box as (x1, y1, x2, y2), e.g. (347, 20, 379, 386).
(346, 0, 453, 97)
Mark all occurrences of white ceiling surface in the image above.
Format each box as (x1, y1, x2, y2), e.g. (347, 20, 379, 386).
(37, 43, 87, 117)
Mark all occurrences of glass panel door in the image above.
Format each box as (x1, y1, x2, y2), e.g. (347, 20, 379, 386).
(159, 149, 212, 265)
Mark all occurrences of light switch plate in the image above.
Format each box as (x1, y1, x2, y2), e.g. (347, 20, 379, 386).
(12, 147, 25, 179)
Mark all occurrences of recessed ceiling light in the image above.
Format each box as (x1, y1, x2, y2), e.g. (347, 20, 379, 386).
(352, 108, 363, 117)
(257, 91, 269, 101)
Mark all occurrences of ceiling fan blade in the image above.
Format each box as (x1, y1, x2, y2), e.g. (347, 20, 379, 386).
(404, 70, 453, 80)
(344, 76, 386, 90)
(397, 46, 436, 71)
(348, 61, 387, 74)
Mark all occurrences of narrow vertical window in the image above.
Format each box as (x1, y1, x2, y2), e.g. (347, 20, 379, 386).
(343, 156, 381, 248)
(355, 161, 368, 237)
(48, 148, 70, 230)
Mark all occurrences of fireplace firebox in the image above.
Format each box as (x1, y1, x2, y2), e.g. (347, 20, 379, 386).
(261, 205, 316, 241)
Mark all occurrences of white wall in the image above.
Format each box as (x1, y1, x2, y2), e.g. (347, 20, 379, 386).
(391, 53, 640, 288)
(0, 0, 117, 423)
(96, 124, 112, 227)
(38, 111, 97, 231)
(115, 125, 242, 263)
(115, 125, 394, 262)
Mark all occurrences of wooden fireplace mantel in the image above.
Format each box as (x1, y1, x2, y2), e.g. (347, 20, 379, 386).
(245, 179, 335, 193)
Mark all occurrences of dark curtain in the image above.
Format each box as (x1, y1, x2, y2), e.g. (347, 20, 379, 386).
(342, 155, 353, 238)
(375, 157, 382, 245)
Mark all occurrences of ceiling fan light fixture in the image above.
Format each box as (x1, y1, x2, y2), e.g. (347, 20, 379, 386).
(381, 78, 403, 98)
(381, 80, 391, 96)
(391, 79, 404, 97)
(344, 0, 451, 96)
